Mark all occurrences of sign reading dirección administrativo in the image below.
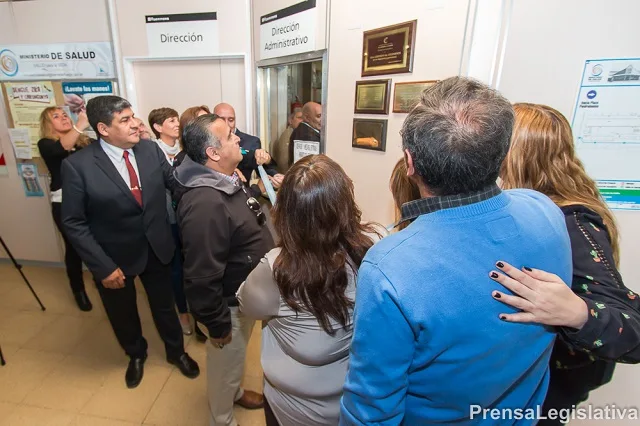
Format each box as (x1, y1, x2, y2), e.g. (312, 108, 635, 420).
(260, 0, 317, 60)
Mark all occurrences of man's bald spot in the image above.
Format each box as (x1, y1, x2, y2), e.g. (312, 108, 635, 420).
(213, 103, 235, 117)
(302, 102, 320, 119)
(213, 103, 236, 132)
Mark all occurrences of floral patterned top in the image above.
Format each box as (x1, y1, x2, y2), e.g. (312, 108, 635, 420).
(551, 205, 640, 393)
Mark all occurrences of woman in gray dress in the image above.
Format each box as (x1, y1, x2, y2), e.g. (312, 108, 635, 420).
(237, 154, 381, 426)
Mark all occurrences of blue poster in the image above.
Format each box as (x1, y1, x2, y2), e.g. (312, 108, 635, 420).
(17, 163, 44, 197)
(61, 81, 114, 121)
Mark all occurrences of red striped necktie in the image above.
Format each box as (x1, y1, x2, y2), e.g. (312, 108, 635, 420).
(123, 151, 143, 207)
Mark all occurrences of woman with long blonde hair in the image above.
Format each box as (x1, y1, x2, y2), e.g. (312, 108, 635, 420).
(491, 103, 640, 425)
(37, 107, 92, 311)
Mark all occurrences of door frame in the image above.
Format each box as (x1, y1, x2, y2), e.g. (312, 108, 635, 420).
(122, 54, 253, 132)
(255, 49, 329, 155)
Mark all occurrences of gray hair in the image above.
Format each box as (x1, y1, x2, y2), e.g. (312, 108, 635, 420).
(401, 76, 514, 196)
(287, 109, 301, 126)
(181, 114, 222, 165)
(86, 95, 132, 138)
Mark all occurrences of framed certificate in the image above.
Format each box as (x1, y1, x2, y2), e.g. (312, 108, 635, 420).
(393, 80, 437, 113)
(362, 20, 417, 77)
(352, 118, 387, 152)
(354, 79, 391, 115)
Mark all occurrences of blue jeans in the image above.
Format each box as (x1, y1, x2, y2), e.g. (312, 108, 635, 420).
(170, 223, 188, 314)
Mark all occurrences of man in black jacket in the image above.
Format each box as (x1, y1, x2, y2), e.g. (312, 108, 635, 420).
(175, 113, 274, 424)
(288, 101, 322, 167)
(213, 102, 284, 188)
(61, 96, 199, 389)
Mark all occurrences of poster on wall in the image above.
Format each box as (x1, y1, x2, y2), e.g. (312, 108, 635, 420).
(145, 12, 220, 57)
(9, 128, 31, 160)
(3, 81, 58, 157)
(17, 163, 44, 197)
(571, 58, 640, 210)
(0, 42, 115, 81)
(260, 0, 317, 60)
(62, 81, 114, 121)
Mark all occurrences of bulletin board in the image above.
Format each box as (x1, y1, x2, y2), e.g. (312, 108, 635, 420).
(1, 80, 117, 175)
(1, 81, 65, 175)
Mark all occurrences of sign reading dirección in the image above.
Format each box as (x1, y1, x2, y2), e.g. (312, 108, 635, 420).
(145, 12, 219, 58)
(260, 0, 317, 60)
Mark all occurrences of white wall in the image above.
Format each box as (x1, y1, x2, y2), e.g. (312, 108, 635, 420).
(131, 59, 246, 135)
(0, 0, 111, 262)
(114, 0, 252, 131)
(494, 0, 639, 423)
(114, 0, 251, 57)
(325, 0, 470, 225)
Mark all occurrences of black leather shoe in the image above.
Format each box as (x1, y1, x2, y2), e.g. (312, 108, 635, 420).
(168, 353, 200, 379)
(73, 291, 93, 312)
(125, 354, 147, 388)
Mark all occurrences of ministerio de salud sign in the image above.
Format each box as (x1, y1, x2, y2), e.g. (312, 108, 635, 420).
(145, 12, 220, 58)
(260, 0, 318, 60)
(0, 42, 114, 81)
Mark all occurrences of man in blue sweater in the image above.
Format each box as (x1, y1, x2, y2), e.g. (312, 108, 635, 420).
(341, 77, 573, 425)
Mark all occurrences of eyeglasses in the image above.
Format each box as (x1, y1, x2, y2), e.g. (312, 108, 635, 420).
(246, 196, 266, 226)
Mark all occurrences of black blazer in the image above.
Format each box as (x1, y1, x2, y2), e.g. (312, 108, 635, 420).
(61, 139, 176, 281)
(288, 122, 321, 167)
(236, 129, 278, 180)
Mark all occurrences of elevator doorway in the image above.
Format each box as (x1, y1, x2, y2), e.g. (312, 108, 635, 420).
(256, 51, 327, 171)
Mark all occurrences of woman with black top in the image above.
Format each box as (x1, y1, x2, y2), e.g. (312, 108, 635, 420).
(37, 106, 92, 311)
(493, 103, 640, 425)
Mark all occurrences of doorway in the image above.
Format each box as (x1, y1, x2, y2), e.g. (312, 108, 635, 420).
(256, 51, 327, 169)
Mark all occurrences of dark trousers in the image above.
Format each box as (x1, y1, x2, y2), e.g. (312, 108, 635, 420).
(263, 397, 281, 426)
(538, 368, 589, 426)
(170, 223, 188, 314)
(51, 202, 85, 293)
(95, 245, 185, 360)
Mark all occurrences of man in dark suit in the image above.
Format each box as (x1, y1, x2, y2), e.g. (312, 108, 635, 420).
(61, 95, 199, 388)
(288, 101, 322, 167)
(213, 103, 284, 188)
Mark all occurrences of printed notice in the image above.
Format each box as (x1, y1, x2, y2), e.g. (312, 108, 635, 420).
(571, 58, 640, 210)
(18, 163, 44, 197)
(9, 128, 31, 159)
(4, 81, 58, 157)
(293, 140, 320, 163)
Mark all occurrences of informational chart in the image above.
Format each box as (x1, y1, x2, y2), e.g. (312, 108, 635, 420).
(571, 58, 640, 210)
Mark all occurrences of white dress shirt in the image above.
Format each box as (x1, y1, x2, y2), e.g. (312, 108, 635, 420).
(100, 139, 142, 188)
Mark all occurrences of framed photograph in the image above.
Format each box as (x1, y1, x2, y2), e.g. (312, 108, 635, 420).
(393, 80, 438, 113)
(354, 79, 391, 114)
(362, 20, 417, 77)
(352, 118, 388, 152)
